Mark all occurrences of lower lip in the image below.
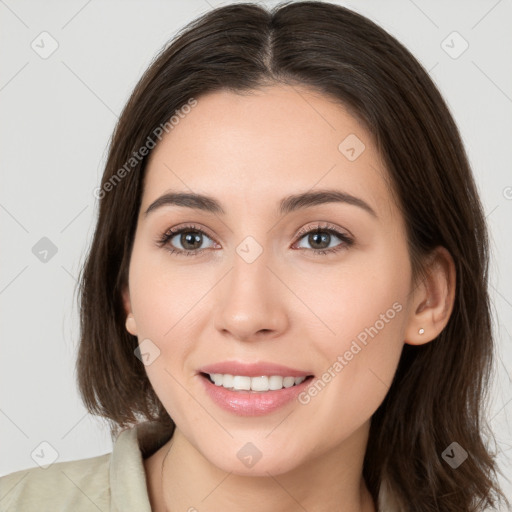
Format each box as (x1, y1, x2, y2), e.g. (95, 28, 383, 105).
(199, 373, 314, 416)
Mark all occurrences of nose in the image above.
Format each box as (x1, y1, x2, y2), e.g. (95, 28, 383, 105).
(213, 249, 290, 343)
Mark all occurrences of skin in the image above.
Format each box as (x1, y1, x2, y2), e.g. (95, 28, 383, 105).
(122, 84, 456, 512)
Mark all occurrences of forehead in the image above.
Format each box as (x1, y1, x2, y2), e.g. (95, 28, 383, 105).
(141, 85, 396, 223)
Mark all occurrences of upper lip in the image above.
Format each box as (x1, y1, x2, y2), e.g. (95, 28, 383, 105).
(198, 361, 313, 378)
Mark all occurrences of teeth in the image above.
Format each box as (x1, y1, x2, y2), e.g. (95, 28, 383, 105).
(208, 373, 307, 392)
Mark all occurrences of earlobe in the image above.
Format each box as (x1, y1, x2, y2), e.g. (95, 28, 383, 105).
(405, 246, 456, 346)
(125, 314, 138, 336)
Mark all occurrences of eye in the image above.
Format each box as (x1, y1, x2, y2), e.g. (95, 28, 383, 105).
(293, 223, 354, 256)
(156, 224, 218, 257)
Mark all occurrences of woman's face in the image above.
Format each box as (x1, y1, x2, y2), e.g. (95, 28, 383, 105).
(123, 84, 418, 475)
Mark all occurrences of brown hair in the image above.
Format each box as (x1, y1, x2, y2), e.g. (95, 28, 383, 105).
(75, 2, 509, 510)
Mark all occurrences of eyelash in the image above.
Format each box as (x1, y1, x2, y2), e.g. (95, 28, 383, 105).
(156, 222, 354, 258)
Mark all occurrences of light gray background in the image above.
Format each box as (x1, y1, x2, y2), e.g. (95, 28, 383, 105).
(1, 0, 511, 504)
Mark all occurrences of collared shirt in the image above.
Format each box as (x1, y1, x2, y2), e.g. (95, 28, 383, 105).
(0, 421, 399, 511)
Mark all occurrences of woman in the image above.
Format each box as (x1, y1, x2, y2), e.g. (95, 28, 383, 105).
(1, 2, 508, 511)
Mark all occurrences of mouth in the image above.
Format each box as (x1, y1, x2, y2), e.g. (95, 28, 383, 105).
(200, 372, 315, 393)
(199, 371, 315, 416)
(196, 361, 316, 415)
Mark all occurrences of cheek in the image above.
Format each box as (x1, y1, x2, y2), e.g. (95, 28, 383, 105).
(314, 269, 407, 354)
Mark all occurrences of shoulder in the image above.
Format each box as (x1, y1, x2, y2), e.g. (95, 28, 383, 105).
(0, 452, 111, 512)
(0, 421, 171, 512)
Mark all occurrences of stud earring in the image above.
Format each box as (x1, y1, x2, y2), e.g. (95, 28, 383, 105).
(418, 328, 425, 335)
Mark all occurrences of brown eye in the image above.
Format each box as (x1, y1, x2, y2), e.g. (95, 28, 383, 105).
(294, 224, 354, 256)
(157, 224, 217, 257)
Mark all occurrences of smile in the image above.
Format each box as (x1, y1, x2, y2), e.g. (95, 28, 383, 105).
(199, 372, 315, 416)
(204, 373, 309, 392)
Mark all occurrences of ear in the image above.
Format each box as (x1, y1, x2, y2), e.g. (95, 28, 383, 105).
(404, 246, 456, 346)
(122, 285, 138, 336)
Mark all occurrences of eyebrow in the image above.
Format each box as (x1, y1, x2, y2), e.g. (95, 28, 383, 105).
(144, 189, 377, 218)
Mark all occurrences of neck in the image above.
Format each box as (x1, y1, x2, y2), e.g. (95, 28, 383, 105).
(145, 422, 376, 512)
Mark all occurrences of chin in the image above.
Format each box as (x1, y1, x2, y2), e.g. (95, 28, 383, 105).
(204, 447, 304, 477)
